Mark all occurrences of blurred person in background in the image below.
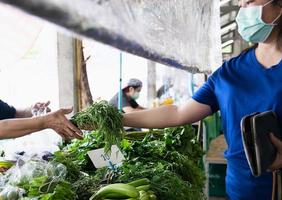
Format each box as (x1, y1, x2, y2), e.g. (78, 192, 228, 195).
(109, 78, 145, 131)
(109, 78, 145, 113)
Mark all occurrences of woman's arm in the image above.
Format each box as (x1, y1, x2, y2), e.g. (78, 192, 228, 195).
(0, 107, 82, 140)
(0, 117, 44, 139)
(123, 106, 144, 113)
(123, 99, 212, 129)
(14, 107, 33, 118)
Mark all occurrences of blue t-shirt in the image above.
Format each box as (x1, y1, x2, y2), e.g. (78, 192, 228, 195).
(193, 48, 282, 200)
(0, 100, 16, 120)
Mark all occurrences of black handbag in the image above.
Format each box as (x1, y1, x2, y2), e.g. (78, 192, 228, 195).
(240, 111, 281, 177)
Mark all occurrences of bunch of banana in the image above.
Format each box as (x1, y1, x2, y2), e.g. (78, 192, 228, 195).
(90, 178, 157, 200)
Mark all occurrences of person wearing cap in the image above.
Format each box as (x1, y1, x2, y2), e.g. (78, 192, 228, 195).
(109, 78, 145, 113)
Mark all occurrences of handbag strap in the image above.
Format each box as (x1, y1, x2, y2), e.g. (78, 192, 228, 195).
(272, 170, 282, 200)
(272, 171, 276, 200)
(278, 171, 282, 200)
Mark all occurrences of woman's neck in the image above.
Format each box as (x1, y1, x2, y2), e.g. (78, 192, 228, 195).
(256, 29, 282, 68)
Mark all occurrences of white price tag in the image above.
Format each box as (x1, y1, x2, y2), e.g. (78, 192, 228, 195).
(87, 145, 125, 168)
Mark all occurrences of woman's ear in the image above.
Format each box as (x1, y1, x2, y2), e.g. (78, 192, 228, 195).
(128, 86, 135, 94)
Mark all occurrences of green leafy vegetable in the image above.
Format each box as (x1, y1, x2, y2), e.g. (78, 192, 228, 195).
(164, 125, 204, 162)
(118, 125, 205, 200)
(39, 181, 77, 200)
(72, 168, 109, 200)
(28, 176, 49, 197)
(70, 100, 124, 153)
(52, 152, 81, 181)
(56, 130, 104, 173)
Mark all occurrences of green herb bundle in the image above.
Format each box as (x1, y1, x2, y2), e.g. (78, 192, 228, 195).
(118, 161, 205, 200)
(118, 125, 205, 200)
(72, 168, 108, 200)
(70, 100, 124, 153)
(52, 152, 81, 182)
(39, 181, 76, 200)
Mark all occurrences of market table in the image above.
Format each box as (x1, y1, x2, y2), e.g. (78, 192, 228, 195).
(204, 134, 227, 199)
(206, 134, 227, 164)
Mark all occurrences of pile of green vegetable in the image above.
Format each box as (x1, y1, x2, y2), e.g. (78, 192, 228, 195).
(55, 125, 205, 200)
(117, 125, 205, 200)
(56, 131, 105, 173)
(70, 100, 124, 153)
(0, 106, 205, 200)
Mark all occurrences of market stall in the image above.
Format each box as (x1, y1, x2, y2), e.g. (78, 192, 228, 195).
(0, 0, 223, 200)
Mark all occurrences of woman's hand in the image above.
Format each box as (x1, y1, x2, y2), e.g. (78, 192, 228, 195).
(268, 133, 282, 171)
(43, 107, 83, 140)
(31, 101, 51, 116)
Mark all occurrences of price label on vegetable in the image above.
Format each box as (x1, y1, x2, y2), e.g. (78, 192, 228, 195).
(87, 145, 125, 168)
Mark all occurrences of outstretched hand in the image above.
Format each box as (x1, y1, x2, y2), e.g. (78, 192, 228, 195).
(44, 107, 83, 140)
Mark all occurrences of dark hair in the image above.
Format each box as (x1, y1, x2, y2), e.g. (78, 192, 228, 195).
(273, 0, 282, 48)
(123, 86, 140, 93)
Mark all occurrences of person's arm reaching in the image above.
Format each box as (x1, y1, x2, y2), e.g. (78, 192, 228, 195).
(123, 98, 212, 129)
(137, 105, 145, 110)
(0, 107, 82, 140)
(123, 106, 144, 113)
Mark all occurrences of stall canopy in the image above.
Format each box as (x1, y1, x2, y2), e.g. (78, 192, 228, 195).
(0, 0, 222, 74)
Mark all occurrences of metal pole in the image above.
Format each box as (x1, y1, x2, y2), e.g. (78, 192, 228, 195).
(118, 52, 123, 112)
(191, 73, 195, 96)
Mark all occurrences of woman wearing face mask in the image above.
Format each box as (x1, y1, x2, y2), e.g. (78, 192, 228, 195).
(109, 78, 145, 113)
(121, 0, 282, 199)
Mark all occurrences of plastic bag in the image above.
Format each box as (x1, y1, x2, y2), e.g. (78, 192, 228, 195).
(0, 185, 24, 200)
(0, 155, 67, 199)
(8, 155, 66, 185)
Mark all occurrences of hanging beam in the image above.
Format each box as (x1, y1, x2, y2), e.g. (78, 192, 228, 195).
(0, 0, 222, 74)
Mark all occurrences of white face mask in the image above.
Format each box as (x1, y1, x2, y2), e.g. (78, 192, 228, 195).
(131, 92, 140, 100)
(236, 0, 282, 43)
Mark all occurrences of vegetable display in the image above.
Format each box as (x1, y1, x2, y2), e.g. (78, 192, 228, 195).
(118, 126, 205, 200)
(0, 100, 205, 200)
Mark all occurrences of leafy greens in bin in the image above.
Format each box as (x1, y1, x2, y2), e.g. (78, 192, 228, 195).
(70, 100, 124, 153)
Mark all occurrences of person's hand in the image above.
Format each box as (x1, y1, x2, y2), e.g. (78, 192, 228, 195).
(43, 107, 83, 140)
(268, 133, 282, 171)
(31, 101, 51, 116)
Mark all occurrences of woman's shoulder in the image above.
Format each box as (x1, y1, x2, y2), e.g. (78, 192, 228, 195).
(215, 47, 254, 75)
(229, 47, 254, 64)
